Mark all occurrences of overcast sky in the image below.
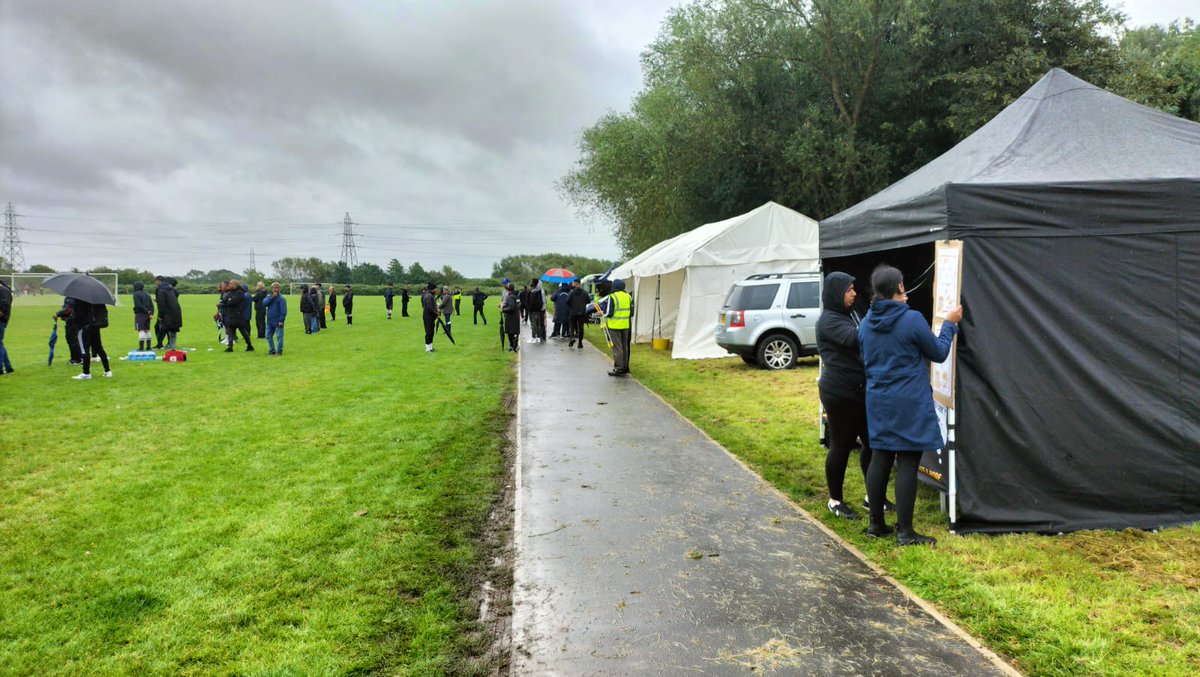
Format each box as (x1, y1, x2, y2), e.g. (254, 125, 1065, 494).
(1, 0, 1192, 278)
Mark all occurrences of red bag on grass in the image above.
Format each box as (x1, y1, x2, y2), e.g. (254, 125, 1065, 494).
(163, 350, 187, 363)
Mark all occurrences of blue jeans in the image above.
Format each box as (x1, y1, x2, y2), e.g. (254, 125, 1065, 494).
(0, 321, 11, 372)
(267, 324, 284, 353)
(309, 314, 319, 333)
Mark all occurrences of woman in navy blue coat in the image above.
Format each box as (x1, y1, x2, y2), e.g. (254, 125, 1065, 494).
(859, 265, 961, 546)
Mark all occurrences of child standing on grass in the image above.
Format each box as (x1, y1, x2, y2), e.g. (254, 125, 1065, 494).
(132, 281, 154, 351)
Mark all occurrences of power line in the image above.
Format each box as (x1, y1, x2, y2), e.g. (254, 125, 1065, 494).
(339, 212, 358, 267)
(2, 203, 26, 272)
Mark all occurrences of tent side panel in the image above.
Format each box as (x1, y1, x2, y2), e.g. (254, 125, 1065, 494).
(672, 260, 820, 360)
(819, 188, 948, 259)
(949, 179, 1200, 238)
(954, 234, 1200, 533)
(631, 272, 684, 345)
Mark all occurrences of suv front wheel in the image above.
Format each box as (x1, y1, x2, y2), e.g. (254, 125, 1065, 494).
(756, 333, 798, 370)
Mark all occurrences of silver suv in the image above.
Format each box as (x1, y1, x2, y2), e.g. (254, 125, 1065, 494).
(714, 273, 822, 369)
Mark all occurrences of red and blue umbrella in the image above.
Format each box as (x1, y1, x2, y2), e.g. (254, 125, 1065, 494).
(541, 268, 576, 283)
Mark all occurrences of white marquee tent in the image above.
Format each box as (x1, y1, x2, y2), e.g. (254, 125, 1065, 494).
(611, 201, 820, 359)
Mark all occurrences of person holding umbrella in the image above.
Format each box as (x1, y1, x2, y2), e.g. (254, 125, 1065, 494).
(72, 298, 111, 380)
(0, 279, 13, 375)
(422, 282, 439, 352)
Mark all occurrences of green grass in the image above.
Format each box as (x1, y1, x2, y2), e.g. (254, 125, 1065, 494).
(1, 294, 513, 675)
(594, 337, 1200, 677)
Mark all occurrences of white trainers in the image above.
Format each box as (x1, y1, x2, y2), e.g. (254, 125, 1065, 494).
(73, 373, 92, 380)
(104, 371, 113, 378)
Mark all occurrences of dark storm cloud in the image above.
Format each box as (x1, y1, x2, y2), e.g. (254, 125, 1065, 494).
(0, 0, 674, 274)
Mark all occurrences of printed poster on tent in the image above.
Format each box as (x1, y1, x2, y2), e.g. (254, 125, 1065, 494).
(930, 240, 962, 408)
(919, 240, 962, 493)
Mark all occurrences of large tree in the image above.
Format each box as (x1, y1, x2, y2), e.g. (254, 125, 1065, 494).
(563, 0, 1155, 258)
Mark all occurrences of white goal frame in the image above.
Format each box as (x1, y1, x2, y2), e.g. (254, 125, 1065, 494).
(9, 272, 121, 305)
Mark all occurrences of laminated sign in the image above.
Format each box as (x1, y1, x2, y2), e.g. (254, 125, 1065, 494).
(930, 240, 962, 408)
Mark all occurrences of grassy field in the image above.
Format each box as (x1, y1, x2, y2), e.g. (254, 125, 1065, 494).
(592, 338, 1200, 677)
(0, 294, 514, 675)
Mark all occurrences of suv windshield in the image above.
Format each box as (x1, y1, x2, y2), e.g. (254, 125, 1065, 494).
(725, 283, 779, 310)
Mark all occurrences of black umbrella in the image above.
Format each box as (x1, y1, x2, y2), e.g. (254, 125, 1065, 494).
(42, 273, 117, 305)
(435, 316, 456, 345)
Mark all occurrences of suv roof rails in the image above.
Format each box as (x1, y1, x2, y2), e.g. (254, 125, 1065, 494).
(743, 272, 818, 281)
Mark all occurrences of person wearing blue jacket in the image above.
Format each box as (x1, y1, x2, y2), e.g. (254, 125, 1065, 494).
(263, 282, 287, 355)
(859, 265, 961, 546)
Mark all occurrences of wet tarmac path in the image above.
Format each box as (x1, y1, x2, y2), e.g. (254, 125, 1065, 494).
(512, 333, 1016, 675)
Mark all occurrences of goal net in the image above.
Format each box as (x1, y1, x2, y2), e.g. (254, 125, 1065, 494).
(9, 272, 121, 305)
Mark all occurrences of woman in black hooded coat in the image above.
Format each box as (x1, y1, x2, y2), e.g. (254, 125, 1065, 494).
(815, 271, 885, 521)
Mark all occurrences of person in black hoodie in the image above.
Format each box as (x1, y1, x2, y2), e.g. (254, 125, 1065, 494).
(253, 281, 268, 339)
(566, 278, 591, 349)
(132, 281, 154, 351)
(219, 280, 254, 352)
(342, 285, 354, 325)
(299, 284, 315, 334)
(815, 272, 882, 521)
(154, 276, 182, 350)
(501, 283, 521, 351)
(401, 286, 410, 317)
(329, 285, 338, 321)
(421, 282, 438, 352)
(71, 299, 110, 380)
(0, 279, 13, 374)
(471, 287, 489, 325)
(54, 297, 84, 364)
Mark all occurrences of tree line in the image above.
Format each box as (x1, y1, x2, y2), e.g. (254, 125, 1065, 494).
(560, 0, 1200, 257)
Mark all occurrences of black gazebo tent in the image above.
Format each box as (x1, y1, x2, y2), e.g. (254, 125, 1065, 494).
(820, 69, 1200, 533)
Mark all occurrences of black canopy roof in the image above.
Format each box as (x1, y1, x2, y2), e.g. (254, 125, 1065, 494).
(821, 68, 1200, 257)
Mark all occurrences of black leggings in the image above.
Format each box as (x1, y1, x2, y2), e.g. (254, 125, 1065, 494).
(78, 327, 109, 375)
(569, 316, 586, 343)
(867, 451, 922, 533)
(820, 390, 872, 502)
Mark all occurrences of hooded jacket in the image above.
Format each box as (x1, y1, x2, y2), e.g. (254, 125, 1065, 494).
(155, 280, 182, 331)
(299, 288, 314, 314)
(132, 282, 154, 317)
(551, 286, 570, 323)
(0, 281, 12, 323)
(815, 272, 865, 403)
(859, 299, 958, 452)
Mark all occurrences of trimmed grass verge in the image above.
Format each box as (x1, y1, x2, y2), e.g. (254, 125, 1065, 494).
(1, 294, 513, 675)
(601, 338, 1199, 677)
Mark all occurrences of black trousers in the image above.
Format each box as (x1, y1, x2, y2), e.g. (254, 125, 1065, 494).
(423, 313, 436, 344)
(344, 305, 352, 325)
(255, 309, 266, 339)
(819, 389, 873, 503)
(228, 322, 253, 348)
(867, 451, 922, 534)
(330, 303, 336, 320)
(65, 318, 83, 362)
(78, 327, 109, 374)
(529, 310, 546, 340)
(153, 319, 166, 349)
(569, 316, 586, 344)
(319, 307, 327, 328)
(454, 299, 461, 315)
(402, 299, 409, 317)
(474, 306, 487, 324)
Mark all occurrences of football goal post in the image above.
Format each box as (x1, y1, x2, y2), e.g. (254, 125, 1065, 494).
(9, 272, 121, 305)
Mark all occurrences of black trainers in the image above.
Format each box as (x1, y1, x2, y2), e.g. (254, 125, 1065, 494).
(896, 531, 937, 546)
(865, 522, 895, 538)
(828, 500, 860, 519)
(863, 497, 896, 512)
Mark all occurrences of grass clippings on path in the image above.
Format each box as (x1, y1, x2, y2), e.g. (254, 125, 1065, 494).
(599, 337, 1200, 677)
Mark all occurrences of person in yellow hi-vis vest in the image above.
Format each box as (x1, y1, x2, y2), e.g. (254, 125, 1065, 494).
(592, 278, 634, 377)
